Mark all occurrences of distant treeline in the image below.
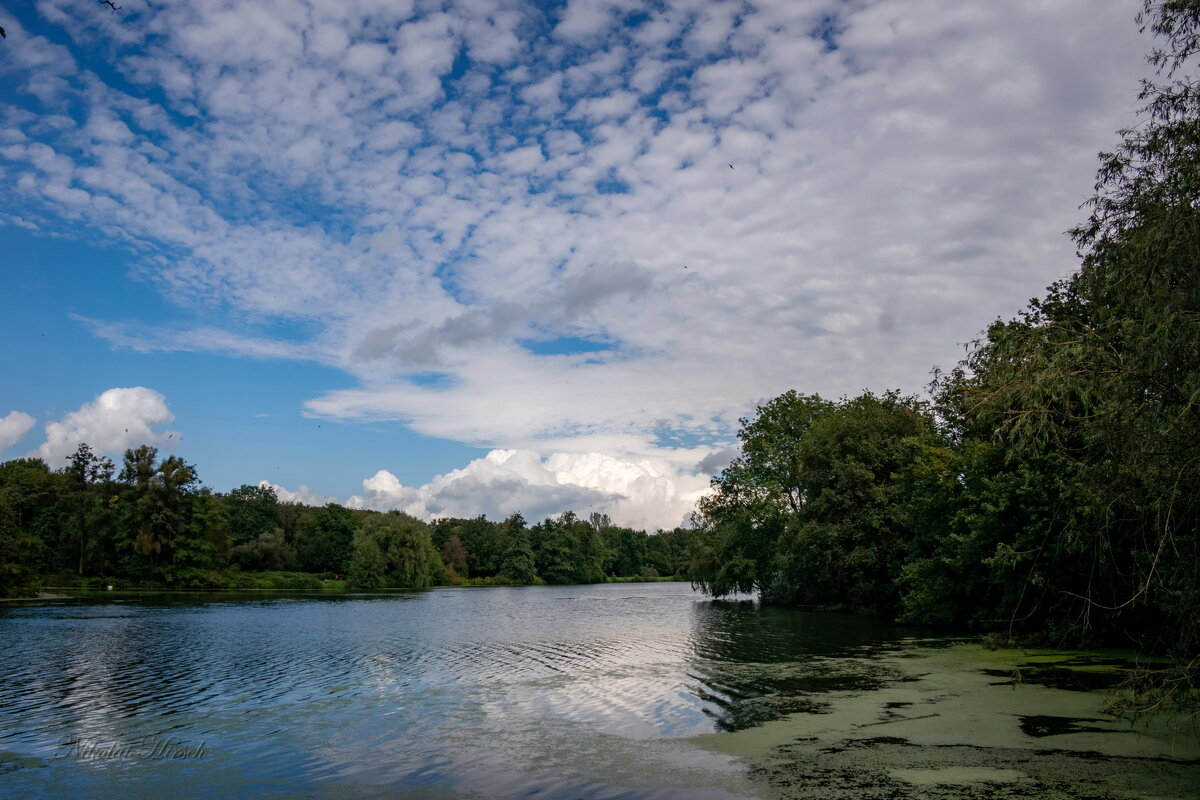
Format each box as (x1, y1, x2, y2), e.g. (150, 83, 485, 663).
(0, 444, 698, 595)
(690, 1, 1200, 696)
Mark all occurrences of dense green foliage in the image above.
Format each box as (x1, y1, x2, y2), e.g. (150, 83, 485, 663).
(347, 512, 443, 589)
(692, 391, 941, 614)
(918, 1, 1200, 667)
(427, 513, 697, 586)
(0, 448, 696, 596)
(688, 3, 1200, 695)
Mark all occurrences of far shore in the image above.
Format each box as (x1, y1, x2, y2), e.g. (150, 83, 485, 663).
(1, 576, 687, 603)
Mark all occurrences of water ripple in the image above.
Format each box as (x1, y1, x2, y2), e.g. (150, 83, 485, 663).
(0, 584, 909, 796)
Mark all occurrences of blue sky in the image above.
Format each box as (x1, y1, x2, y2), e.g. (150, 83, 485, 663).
(0, 0, 1149, 528)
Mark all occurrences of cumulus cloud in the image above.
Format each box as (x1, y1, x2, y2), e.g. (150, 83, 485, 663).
(34, 388, 179, 467)
(342, 449, 710, 531)
(0, 411, 37, 452)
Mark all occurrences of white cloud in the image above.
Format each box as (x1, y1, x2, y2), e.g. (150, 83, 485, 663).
(553, 0, 620, 42)
(258, 480, 338, 508)
(33, 388, 179, 467)
(0, 411, 37, 452)
(342, 449, 710, 530)
(1, 0, 1154, 525)
(71, 315, 323, 362)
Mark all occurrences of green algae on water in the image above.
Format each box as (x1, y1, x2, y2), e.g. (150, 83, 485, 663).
(693, 641, 1200, 800)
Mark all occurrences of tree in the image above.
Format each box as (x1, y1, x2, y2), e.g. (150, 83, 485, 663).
(0, 459, 60, 585)
(191, 488, 231, 571)
(648, 527, 696, 578)
(1062, 1, 1200, 657)
(713, 391, 836, 518)
(925, 0, 1200, 689)
(348, 512, 442, 589)
(602, 526, 647, 577)
(223, 484, 280, 546)
(433, 515, 504, 578)
(440, 534, 468, 582)
(230, 530, 297, 572)
(692, 392, 834, 597)
(60, 443, 115, 576)
(496, 513, 537, 583)
(532, 516, 579, 584)
(776, 391, 939, 611)
(587, 512, 613, 532)
(529, 511, 606, 584)
(115, 445, 206, 582)
(347, 530, 387, 589)
(690, 390, 942, 611)
(0, 476, 46, 597)
(296, 503, 357, 574)
(572, 512, 607, 583)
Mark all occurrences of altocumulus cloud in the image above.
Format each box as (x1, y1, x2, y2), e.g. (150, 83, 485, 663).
(0, 0, 1151, 527)
(34, 388, 180, 468)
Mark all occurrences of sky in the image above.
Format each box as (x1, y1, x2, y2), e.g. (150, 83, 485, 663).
(0, 0, 1151, 530)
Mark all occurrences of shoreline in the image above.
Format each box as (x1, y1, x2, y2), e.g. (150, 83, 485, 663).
(0, 577, 692, 603)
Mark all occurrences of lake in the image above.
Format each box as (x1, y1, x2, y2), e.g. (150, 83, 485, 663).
(1, 582, 1196, 799)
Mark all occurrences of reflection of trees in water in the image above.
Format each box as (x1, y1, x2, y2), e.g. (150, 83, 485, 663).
(686, 601, 911, 731)
(690, 600, 908, 661)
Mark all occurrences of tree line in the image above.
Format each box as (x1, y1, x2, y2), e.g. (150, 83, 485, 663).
(689, 0, 1200, 703)
(0, 443, 698, 595)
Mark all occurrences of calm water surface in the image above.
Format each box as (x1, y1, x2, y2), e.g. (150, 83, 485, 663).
(0, 583, 906, 798)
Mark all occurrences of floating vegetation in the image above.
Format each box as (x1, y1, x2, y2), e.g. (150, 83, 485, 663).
(695, 642, 1200, 800)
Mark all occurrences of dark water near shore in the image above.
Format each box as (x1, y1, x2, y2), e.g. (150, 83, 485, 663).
(1, 583, 1196, 799)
